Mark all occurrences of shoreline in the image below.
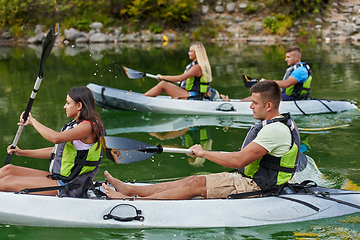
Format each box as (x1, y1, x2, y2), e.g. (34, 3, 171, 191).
(1, 0, 360, 46)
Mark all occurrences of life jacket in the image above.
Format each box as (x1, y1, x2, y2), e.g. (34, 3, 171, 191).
(49, 119, 103, 197)
(238, 113, 300, 192)
(180, 61, 210, 94)
(282, 62, 313, 100)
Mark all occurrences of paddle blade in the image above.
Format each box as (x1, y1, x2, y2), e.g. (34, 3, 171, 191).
(242, 75, 259, 88)
(39, 23, 60, 78)
(101, 136, 157, 164)
(120, 66, 145, 79)
(296, 152, 308, 172)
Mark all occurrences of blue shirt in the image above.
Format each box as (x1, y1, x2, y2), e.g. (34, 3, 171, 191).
(290, 62, 309, 83)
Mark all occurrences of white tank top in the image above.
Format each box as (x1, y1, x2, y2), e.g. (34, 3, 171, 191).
(72, 139, 94, 150)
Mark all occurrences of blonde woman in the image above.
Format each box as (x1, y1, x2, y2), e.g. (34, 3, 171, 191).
(143, 42, 212, 99)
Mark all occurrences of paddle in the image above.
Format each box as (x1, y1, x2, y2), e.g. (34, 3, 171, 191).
(242, 75, 259, 88)
(100, 136, 308, 173)
(101, 136, 194, 164)
(4, 23, 59, 166)
(120, 66, 158, 80)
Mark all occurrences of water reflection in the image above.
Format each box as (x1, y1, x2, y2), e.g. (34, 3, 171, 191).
(150, 126, 212, 167)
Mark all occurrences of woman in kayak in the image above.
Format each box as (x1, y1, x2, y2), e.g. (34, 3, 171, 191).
(0, 86, 105, 197)
(143, 42, 212, 99)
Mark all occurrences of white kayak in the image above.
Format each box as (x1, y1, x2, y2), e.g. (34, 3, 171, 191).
(0, 156, 359, 229)
(0, 182, 359, 229)
(87, 83, 358, 116)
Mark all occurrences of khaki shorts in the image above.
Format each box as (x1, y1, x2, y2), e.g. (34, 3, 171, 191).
(205, 172, 261, 199)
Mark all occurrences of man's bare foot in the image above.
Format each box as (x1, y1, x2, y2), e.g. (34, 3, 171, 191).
(102, 183, 129, 199)
(220, 94, 230, 102)
(104, 170, 126, 193)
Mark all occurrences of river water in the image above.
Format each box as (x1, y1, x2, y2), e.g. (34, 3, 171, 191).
(0, 41, 359, 239)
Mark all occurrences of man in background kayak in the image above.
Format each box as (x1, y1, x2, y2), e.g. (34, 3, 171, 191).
(262, 46, 313, 101)
(222, 46, 312, 101)
(102, 80, 301, 199)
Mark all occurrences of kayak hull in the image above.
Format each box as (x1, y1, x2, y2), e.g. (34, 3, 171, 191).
(87, 83, 358, 116)
(1, 186, 359, 229)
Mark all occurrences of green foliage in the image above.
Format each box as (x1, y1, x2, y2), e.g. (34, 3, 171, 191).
(244, 4, 259, 15)
(76, 19, 90, 31)
(265, 0, 331, 19)
(9, 25, 23, 38)
(0, 0, 34, 27)
(263, 14, 292, 35)
(119, 0, 198, 27)
(192, 21, 218, 41)
(0, 0, 112, 30)
(0, 0, 199, 37)
(148, 22, 163, 33)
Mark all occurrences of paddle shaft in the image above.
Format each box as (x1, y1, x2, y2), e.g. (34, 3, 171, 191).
(162, 147, 192, 154)
(161, 147, 228, 155)
(4, 77, 43, 165)
(144, 73, 158, 79)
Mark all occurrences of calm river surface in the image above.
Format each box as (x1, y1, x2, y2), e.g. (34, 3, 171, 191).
(0, 41, 359, 239)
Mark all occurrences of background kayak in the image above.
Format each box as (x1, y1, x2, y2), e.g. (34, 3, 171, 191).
(87, 83, 358, 116)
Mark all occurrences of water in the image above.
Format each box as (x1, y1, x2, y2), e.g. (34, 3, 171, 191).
(0, 42, 360, 239)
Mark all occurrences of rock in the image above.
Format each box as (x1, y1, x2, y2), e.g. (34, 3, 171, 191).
(89, 32, 114, 43)
(202, 5, 209, 14)
(89, 29, 96, 36)
(34, 25, 43, 35)
(338, 21, 358, 36)
(253, 22, 263, 32)
(35, 33, 45, 42)
(89, 22, 104, 30)
(226, 3, 236, 13)
(239, 3, 247, 9)
(234, 17, 244, 23)
(75, 37, 89, 43)
(247, 36, 266, 42)
(281, 37, 296, 42)
(114, 29, 122, 39)
(2, 32, 11, 39)
(215, 5, 224, 13)
(27, 37, 38, 44)
(64, 28, 84, 41)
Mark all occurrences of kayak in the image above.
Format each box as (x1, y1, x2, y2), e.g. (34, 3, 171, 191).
(87, 83, 358, 116)
(0, 155, 358, 229)
(0, 181, 359, 229)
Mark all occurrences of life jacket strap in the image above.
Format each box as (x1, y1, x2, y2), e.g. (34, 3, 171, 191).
(19, 181, 81, 195)
(260, 160, 296, 173)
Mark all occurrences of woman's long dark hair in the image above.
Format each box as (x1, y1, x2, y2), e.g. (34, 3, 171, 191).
(68, 86, 105, 148)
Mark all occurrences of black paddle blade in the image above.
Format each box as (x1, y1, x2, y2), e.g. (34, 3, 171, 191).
(101, 136, 159, 164)
(242, 75, 259, 88)
(120, 66, 146, 79)
(39, 23, 60, 78)
(296, 152, 308, 172)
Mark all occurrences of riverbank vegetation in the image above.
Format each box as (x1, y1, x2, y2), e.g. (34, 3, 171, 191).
(0, 0, 335, 40)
